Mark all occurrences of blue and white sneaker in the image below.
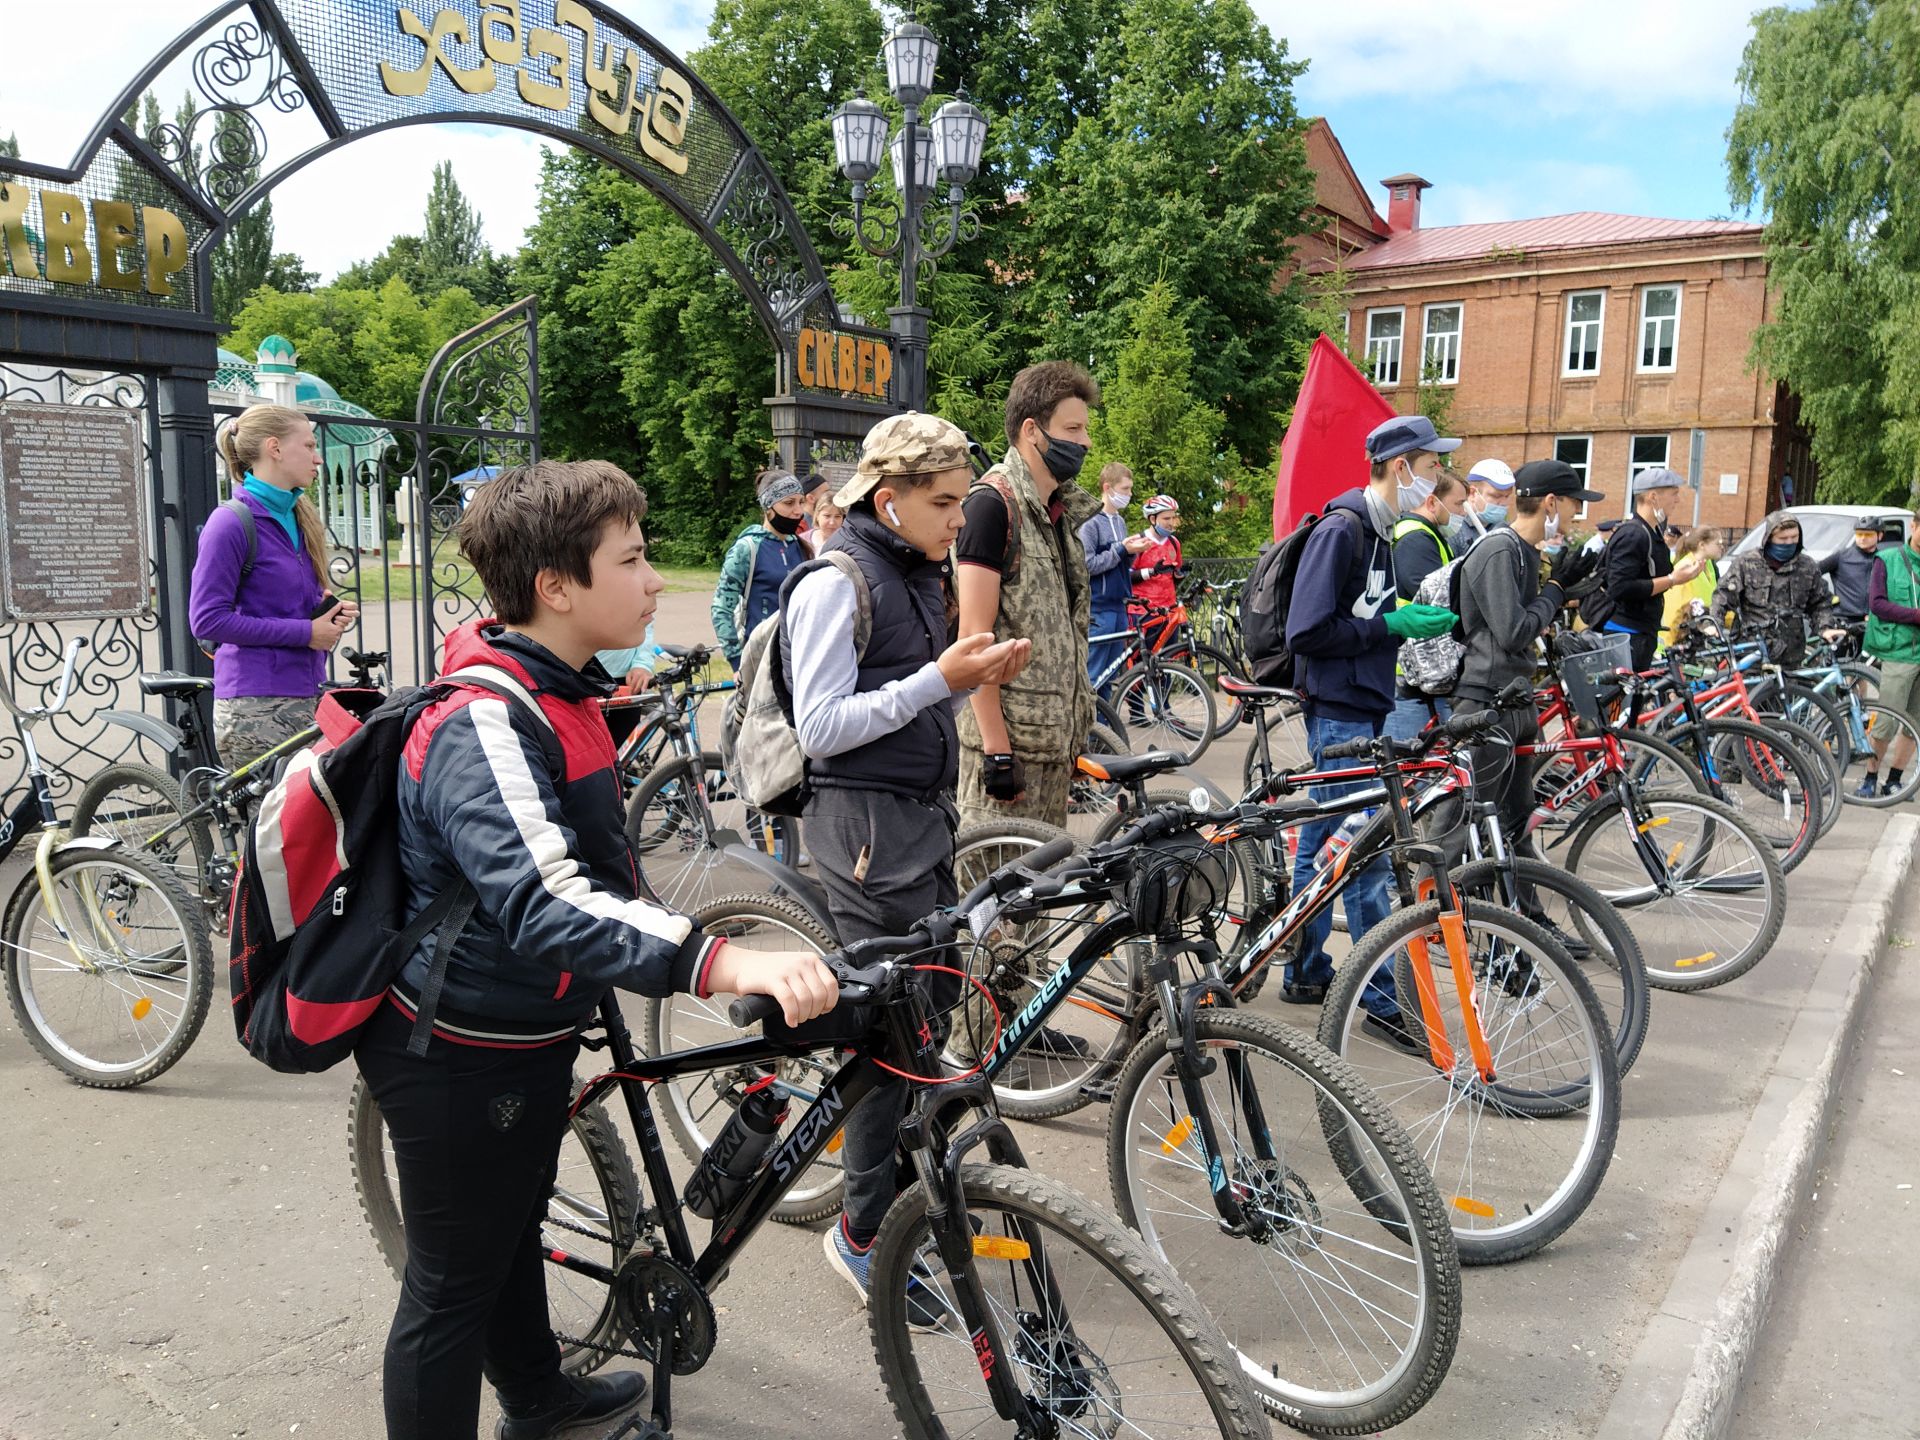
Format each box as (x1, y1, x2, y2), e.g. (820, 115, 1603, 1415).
(824, 1217, 948, 1331)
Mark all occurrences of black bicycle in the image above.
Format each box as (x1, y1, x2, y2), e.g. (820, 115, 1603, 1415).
(347, 838, 1269, 1439)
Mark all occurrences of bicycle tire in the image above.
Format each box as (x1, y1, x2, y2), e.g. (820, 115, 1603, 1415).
(1769, 717, 1844, 839)
(68, 761, 217, 910)
(624, 753, 797, 910)
(643, 893, 846, 1225)
(1526, 729, 1708, 857)
(1185, 642, 1247, 735)
(1112, 661, 1217, 764)
(3, 845, 212, 1088)
(869, 1162, 1269, 1440)
(1561, 789, 1786, 991)
(347, 1075, 639, 1374)
(1836, 701, 1920, 807)
(1317, 902, 1620, 1266)
(1107, 1008, 1461, 1433)
(1761, 681, 1848, 761)
(1659, 718, 1822, 875)
(1453, 858, 1651, 1077)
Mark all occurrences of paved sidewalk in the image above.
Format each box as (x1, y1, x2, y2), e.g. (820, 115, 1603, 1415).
(1731, 888, 1920, 1439)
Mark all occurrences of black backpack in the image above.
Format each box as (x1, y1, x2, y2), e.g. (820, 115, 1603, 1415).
(228, 664, 561, 1072)
(1240, 509, 1360, 688)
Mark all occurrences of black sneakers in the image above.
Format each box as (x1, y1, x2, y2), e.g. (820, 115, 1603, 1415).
(495, 1371, 648, 1440)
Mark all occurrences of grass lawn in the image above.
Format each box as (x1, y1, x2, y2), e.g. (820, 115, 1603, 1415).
(341, 558, 719, 603)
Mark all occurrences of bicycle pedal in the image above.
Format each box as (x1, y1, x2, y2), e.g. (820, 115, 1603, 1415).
(599, 1417, 670, 1440)
(1078, 1077, 1117, 1104)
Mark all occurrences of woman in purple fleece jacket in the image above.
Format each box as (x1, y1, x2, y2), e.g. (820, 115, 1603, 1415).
(188, 404, 359, 768)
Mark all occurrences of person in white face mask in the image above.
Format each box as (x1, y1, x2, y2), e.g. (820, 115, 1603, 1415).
(1081, 462, 1149, 695)
(1459, 458, 1516, 548)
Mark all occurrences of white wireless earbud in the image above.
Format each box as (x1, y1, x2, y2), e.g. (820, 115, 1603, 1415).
(885, 500, 901, 526)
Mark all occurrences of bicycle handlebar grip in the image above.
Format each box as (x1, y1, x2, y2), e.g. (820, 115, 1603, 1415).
(1320, 737, 1375, 761)
(727, 993, 784, 1027)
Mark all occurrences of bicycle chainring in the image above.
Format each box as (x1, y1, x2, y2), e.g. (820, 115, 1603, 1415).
(612, 1251, 716, 1375)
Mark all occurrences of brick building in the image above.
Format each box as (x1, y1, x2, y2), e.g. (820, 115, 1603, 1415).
(1304, 123, 1813, 530)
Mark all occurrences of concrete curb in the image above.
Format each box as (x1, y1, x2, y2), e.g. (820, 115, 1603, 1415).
(1594, 811, 1920, 1440)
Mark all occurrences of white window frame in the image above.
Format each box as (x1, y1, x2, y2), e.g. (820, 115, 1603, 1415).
(1564, 290, 1605, 376)
(1421, 302, 1463, 385)
(1554, 434, 1594, 519)
(1637, 283, 1682, 373)
(1627, 433, 1671, 517)
(1366, 307, 1405, 387)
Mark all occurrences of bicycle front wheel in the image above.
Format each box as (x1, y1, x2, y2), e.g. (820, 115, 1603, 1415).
(348, 1075, 639, 1374)
(1186, 641, 1247, 735)
(1112, 661, 1217, 764)
(1563, 789, 1786, 989)
(1668, 718, 1824, 875)
(1108, 1008, 1460, 1433)
(644, 893, 846, 1225)
(870, 1162, 1269, 1440)
(3, 845, 211, 1087)
(624, 754, 796, 911)
(1836, 701, 1920, 807)
(1318, 903, 1620, 1266)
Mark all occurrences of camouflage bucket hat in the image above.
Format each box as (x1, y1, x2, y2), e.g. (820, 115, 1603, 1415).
(835, 412, 973, 508)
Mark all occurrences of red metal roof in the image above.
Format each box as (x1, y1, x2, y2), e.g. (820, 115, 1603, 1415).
(1344, 212, 1764, 271)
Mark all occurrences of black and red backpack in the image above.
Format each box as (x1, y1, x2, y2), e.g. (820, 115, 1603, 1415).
(228, 664, 558, 1073)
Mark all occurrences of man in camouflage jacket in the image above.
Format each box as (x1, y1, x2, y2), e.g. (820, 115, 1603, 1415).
(1710, 511, 1843, 665)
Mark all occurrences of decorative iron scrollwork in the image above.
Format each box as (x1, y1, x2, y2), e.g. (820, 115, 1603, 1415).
(143, 20, 307, 210)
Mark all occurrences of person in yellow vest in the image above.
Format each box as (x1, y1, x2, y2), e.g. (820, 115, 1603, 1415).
(1659, 526, 1726, 650)
(1384, 471, 1469, 742)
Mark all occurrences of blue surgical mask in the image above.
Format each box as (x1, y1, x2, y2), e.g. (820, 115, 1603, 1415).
(1152, 521, 1175, 540)
(1482, 504, 1508, 526)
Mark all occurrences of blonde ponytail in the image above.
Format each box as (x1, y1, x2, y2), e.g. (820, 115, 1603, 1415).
(220, 403, 331, 586)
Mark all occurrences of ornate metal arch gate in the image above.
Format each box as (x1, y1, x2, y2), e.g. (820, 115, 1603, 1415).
(0, 0, 903, 772)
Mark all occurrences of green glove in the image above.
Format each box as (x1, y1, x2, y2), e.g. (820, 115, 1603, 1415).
(1383, 603, 1457, 640)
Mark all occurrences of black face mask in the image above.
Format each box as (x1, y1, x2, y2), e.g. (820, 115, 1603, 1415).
(768, 513, 803, 536)
(1038, 430, 1089, 483)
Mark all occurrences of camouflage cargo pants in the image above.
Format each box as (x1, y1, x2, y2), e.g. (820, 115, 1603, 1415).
(956, 749, 1074, 831)
(213, 695, 318, 772)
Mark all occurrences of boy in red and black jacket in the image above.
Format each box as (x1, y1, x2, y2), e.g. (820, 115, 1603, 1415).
(360, 460, 837, 1440)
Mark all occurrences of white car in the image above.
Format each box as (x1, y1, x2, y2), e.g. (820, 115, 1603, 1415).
(1728, 504, 1909, 562)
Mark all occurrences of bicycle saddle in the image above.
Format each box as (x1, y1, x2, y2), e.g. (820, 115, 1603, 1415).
(140, 672, 213, 698)
(1217, 675, 1295, 705)
(1076, 750, 1185, 784)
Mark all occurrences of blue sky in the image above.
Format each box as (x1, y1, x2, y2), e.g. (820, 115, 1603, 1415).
(7, 1, 1764, 279)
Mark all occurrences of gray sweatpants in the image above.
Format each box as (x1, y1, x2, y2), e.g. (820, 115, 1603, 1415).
(803, 786, 958, 1242)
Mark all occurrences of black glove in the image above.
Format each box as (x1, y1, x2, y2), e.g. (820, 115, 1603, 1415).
(1551, 543, 1601, 593)
(982, 752, 1026, 802)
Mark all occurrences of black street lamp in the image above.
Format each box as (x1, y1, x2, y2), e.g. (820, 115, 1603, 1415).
(831, 19, 989, 414)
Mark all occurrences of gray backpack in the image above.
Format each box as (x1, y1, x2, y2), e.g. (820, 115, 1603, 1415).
(1397, 558, 1467, 696)
(719, 551, 872, 817)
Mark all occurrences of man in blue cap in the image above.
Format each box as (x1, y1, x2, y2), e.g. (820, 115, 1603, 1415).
(1278, 413, 1458, 1012)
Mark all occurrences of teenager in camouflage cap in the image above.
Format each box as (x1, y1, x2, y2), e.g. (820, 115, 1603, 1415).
(833, 411, 974, 507)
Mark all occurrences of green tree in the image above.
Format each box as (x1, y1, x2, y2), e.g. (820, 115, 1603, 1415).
(420, 160, 486, 290)
(1088, 281, 1269, 554)
(1015, 0, 1317, 462)
(211, 114, 274, 326)
(0, 133, 18, 160)
(1729, 0, 1920, 503)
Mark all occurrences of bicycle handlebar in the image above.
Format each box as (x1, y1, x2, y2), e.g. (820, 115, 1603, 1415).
(723, 833, 1078, 1029)
(0, 636, 87, 720)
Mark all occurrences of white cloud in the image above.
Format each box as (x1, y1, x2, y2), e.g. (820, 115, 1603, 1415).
(0, 0, 719, 281)
(1262, 0, 1760, 114)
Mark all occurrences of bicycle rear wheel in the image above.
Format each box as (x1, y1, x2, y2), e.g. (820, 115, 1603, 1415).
(1112, 661, 1217, 764)
(1185, 641, 1247, 735)
(1561, 790, 1786, 990)
(1108, 1008, 1460, 1433)
(68, 761, 216, 911)
(1317, 903, 1620, 1266)
(1662, 718, 1823, 875)
(1835, 701, 1920, 807)
(624, 753, 797, 911)
(870, 1163, 1269, 1440)
(3, 845, 211, 1088)
(643, 893, 846, 1224)
(347, 1076, 639, 1374)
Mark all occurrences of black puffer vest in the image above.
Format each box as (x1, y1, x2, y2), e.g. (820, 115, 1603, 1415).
(780, 509, 957, 800)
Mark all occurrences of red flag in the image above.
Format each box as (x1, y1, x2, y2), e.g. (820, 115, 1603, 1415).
(1272, 334, 1398, 540)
